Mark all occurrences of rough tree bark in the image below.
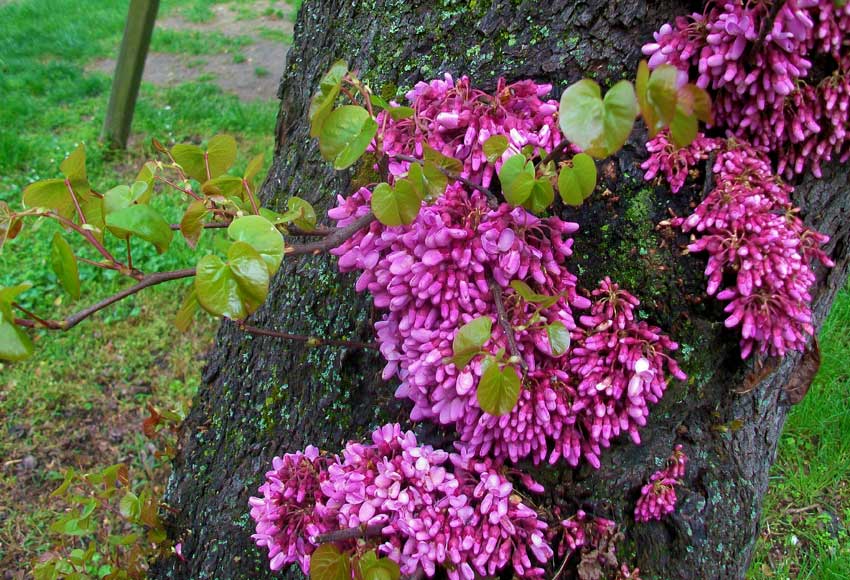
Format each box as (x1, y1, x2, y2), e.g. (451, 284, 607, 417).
(154, 2, 850, 579)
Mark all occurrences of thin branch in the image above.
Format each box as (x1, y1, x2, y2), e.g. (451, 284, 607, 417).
(540, 139, 572, 166)
(169, 222, 229, 231)
(46, 211, 121, 268)
(242, 179, 260, 215)
(488, 275, 527, 370)
(390, 154, 499, 208)
(13, 304, 61, 329)
(65, 179, 87, 226)
(313, 524, 384, 545)
(155, 175, 202, 200)
(15, 269, 196, 331)
(237, 322, 378, 350)
(285, 212, 376, 256)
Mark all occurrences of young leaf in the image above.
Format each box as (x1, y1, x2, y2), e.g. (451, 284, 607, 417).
(358, 550, 401, 580)
(669, 107, 698, 148)
(523, 179, 554, 214)
(546, 321, 571, 356)
(371, 181, 421, 226)
(0, 201, 22, 251)
(195, 241, 270, 320)
(60, 144, 90, 194)
(202, 175, 243, 197)
(571, 153, 597, 197)
(105, 205, 173, 254)
(451, 316, 492, 368)
(288, 196, 317, 231)
(647, 64, 679, 125)
(483, 135, 509, 163)
(180, 199, 209, 249)
(387, 106, 414, 120)
(309, 60, 348, 138)
(51, 233, 81, 300)
(22, 179, 77, 219)
(509, 280, 557, 306)
(170, 143, 206, 182)
(310, 544, 351, 580)
(477, 357, 521, 416)
(136, 161, 158, 188)
(119, 492, 140, 520)
(227, 215, 285, 275)
(423, 145, 463, 174)
(677, 84, 712, 123)
(0, 319, 34, 362)
(498, 154, 535, 205)
(421, 161, 449, 198)
(319, 105, 378, 170)
(175, 288, 199, 332)
(103, 183, 149, 216)
(559, 79, 637, 158)
(244, 153, 265, 189)
(206, 135, 238, 179)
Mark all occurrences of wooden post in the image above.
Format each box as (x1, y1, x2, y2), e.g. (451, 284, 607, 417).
(101, 0, 160, 149)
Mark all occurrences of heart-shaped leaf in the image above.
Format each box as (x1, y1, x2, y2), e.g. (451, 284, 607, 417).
(171, 135, 236, 182)
(647, 64, 680, 126)
(22, 179, 76, 219)
(206, 135, 237, 179)
(228, 215, 284, 275)
(477, 357, 521, 416)
(103, 182, 150, 216)
(202, 175, 243, 197)
(546, 321, 571, 356)
(498, 154, 535, 205)
(105, 205, 173, 254)
(523, 179, 554, 214)
(669, 107, 698, 148)
(452, 316, 492, 369)
(558, 153, 597, 206)
(559, 79, 637, 158)
(309, 60, 348, 138)
(358, 550, 400, 580)
(288, 197, 317, 231)
(371, 181, 421, 226)
(319, 105, 378, 170)
(180, 199, 209, 249)
(0, 319, 34, 362)
(51, 233, 80, 300)
(483, 135, 509, 163)
(174, 288, 199, 332)
(310, 544, 351, 580)
(195, 241, 270, 320)
(60, 144, 90, 194)
(171, 143, 206, 182)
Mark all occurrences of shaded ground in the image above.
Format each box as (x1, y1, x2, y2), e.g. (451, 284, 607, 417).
(91, 1, 293, 101)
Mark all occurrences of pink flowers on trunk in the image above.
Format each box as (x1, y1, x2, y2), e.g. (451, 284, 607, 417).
(634, 445, 687, 523)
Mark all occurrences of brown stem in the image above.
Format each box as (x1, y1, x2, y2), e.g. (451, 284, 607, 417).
(156, 175, 202, 200)
(65, 179, 87, 225)
(285, 212, 376, 256)
(488, 275, 527, 370)
(169, 222, 229, 231)
(390, 154, 499, 208)
(540, 139, 572, 166)
(125, 238, 133, 271)
(242, 179, 260, 215)
(313, 524, 384, 544)
(237, 322, 378, 350)
(46, 211, 120, 267)
(13, 304, 62, 329)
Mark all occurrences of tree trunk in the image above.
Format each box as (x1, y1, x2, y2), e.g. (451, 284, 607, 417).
(154, 2, 850, 579)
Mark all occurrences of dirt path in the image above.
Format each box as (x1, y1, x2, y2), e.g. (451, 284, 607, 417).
(91, 1, 294, 101)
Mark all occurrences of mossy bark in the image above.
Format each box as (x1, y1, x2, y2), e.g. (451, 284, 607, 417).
(154, 1, 850, 579)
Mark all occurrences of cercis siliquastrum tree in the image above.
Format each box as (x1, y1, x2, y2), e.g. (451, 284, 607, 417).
(2, 1, 846, 578)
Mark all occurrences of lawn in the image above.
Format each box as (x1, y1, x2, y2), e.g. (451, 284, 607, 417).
(0, 0, 847, 577)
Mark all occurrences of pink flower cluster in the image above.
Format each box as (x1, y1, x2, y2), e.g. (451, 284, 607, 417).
(558, 510, 616, 557)
(330, 77, 685, 468)
(643, 0, 850, 177)
(643, 132, 833, 358)
(377, 74, 563, 186)
(634, 445, 687, 522)
(249, 424, 553, 579)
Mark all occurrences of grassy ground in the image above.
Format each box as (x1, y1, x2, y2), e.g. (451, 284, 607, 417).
(0, 0, 847, 577)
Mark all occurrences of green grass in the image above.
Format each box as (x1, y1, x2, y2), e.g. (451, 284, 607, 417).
(0, 0, 285, 571)
(748, 284, 850, 579)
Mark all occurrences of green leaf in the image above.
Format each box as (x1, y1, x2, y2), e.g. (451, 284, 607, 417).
(358, 550, 400, 580)
(288, 196, 317, 231)
(423, 145, 463, 174)
(546, 321, 571, 356)
(22, 179, 76, 219)
(105, 205, 173, 254)
(136, 161, 158, 188)
(319, 105, 378, 170)
(51, 233, 81, 300)
(388, 106, 414, 120)
(180, 199, 208, 249)
(571, 153, 597, 197)
(636, 60, 660, 136)
(206, 135, 238, 179)
(202, 175, 243, 197)
(103, 183, 149, 216)
(227, 215, 285, 275)
(244, 153, 265, 189)
(119, 492, 140, 520)
(0, 319, 34, 361)
(477, 358, 521, 416)
(175, 288, 199, 332)
(669, 107, 698, 148)
(421, 161, 449, 199)
(310, 544, 351, 580)
(371, 181, 421, 226)
(523, 179, 554, 214)
(510, 280, 558, 306)
(483, 135, 509, 163)
(498, 154, 535, 205)
(60, 144, 90, 193)
(677, 84, 712, 124)
(309, 60, 348, 138)
(51, 469, 76, 497)
(451, 316, 492, 369)
(647, 64, 679, 125)
(559, 79, 637, 158)
(171, 143, 206, 182)
(195, 241, 270, 320)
